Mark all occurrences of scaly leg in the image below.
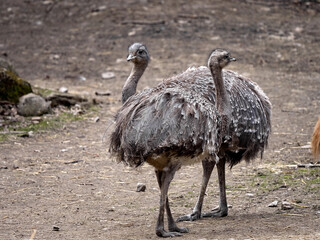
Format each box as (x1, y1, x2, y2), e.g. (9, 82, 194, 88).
(155, 166, 188, 238)
(176, 159, 215, 222)
(202, 157, 228, 218)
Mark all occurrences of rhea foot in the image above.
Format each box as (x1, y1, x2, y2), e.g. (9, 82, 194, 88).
(156, 225, 188, 238)
(169, 225, 189, 233)
(176, 211, 201, 222)
(202, 206, 228, 218)
(156, 229, 183, 238)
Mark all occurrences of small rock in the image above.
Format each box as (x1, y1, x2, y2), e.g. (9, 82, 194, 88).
(136, 183, 146, 192)
(71, 104, 85, 115)
(95, 91, 111, 96)
(281, 201, 293, 210)
(20, 131, 33, 138)
(98, 5, 106, 11)
(17, 93, 51, 116)
(42, 0, 53, 5)
(246, 193, 254, 197)
(78, 75, 86, 81)
(107, 207, 115, 212)
(31, 116, 42, 121)
(93, 116, 100, 123)
(59, 87, 68, 93)
(52, 226, 60, 231)
(101, 72, 115, 79)
(128, 30, 136, 36)
(50, 54, 60, 60)
(268, 200, 279, 207)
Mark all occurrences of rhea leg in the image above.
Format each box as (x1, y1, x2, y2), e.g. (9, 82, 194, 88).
(202, 157, 228, 218)
(176, 159, 215, 222)
(155, 167, 188, 237)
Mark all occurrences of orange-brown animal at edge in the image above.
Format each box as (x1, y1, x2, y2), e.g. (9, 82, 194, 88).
(311, 116, 320, 160)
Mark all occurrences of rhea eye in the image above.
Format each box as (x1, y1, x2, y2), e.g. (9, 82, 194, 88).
(138, 49, 144, 55)
(224, 55, 229, 59)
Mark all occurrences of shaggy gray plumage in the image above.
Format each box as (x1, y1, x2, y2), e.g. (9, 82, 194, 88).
(111, 67, 271, 168)
(109, 47, 271, 237)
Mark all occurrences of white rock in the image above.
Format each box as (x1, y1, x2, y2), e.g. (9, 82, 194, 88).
(59, 87, 68, 93)
(101, 72, 115, 79)
(78, 75, 86, 81)
(268, 200, 278, 207)
(98, 5, 106, 11)
(93, 116, 100, 123)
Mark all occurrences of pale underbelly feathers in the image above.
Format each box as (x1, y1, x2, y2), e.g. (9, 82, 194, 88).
(147, 150, 210, 170)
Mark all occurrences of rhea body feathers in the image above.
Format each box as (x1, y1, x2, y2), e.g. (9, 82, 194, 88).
(110, 66, 271, 169)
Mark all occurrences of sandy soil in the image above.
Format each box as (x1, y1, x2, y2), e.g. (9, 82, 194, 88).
(0, 0, 320, 239)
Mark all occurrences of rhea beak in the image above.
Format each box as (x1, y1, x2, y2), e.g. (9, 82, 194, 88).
(230, 57, 236, 62)
(127, 54, 136, 61)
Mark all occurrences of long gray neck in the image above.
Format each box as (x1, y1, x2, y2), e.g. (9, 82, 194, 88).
(210, 67, 231, 116)
(122, 62, 148, 104)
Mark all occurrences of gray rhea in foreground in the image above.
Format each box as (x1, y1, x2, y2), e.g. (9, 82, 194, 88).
(122, 43, 149, 104)
(109, 47, 272, 237)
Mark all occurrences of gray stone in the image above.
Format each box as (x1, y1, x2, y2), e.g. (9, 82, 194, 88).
(17, 93, 51, 116)
(52, 226, 60, 231)
(136, 183, 146, 192)
(95, 91, 111, 96)
(281, 201, 293, 210)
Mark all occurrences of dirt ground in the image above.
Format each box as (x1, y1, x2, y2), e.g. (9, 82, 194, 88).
(1, 0, 320, 239)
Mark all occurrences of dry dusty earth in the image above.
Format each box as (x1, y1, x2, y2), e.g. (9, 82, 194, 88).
(0, 0, 320, 239)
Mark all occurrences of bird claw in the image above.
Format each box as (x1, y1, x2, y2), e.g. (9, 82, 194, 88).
(202, 208, 228, 218)
(176, 212, 201, 222)
(169, 226, 189, 233)
(156, 230, 183, 238)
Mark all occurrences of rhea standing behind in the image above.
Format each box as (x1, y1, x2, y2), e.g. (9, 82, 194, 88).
(109, 45, 271, 237)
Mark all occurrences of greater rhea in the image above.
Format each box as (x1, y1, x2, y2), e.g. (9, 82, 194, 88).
(110, 47, 271, 237)
(177, 49, 271, 222)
